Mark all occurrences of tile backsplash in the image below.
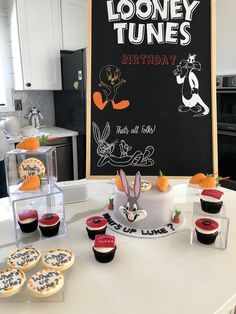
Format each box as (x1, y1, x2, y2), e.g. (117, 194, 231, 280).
(0, 90, 55, 128)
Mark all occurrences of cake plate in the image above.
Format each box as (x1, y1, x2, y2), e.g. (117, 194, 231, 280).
(103, 210, 184, 239)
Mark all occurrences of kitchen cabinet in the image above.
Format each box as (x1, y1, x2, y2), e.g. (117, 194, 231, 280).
(61, 0, 88, 50)
(12, 0, 62, 90)
(216, 0, 236, 75)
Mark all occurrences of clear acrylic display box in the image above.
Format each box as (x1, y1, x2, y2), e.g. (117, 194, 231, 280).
(190, 202, 229, 250)
(11, 185, 66, 247)
(4, 146, 57, 195)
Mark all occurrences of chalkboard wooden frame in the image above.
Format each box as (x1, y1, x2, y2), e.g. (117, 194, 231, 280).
(86, 0, 218, 179)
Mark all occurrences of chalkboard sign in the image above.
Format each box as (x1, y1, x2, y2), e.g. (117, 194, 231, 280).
(86, 0, 217, 177)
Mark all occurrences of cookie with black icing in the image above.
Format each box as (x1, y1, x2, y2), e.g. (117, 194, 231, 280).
(18, 158, 45, 180)
(130, 179, 152, 192)
(42, 249, 75, 271)
(0, 268, 26, 297)
(8, 247, 41, 271)
(28, 269, 64, 297)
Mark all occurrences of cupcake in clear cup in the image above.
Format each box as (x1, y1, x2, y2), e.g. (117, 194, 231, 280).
(39, 213, 60, 237)
(18, 209, 38, 233)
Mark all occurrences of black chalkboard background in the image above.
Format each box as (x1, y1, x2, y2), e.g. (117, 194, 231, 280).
(87, 0, 215, 177)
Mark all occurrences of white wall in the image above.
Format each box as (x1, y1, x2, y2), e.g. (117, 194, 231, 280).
(217, 0, 236, 75)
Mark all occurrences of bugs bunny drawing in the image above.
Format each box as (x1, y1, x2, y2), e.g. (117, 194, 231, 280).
(92, 122, 118, 163)
(92, 122, 154, 168)
(119, 169, 147, 223)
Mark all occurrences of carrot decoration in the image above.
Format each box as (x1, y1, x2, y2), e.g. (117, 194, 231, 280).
(108, 198, 114, 210)
(19, 175, 41, 191)
(189, 173, 206, 185)
(16, 135, 48, 150)
(189, 172, 230, 188)
(199, 175, 230, 189)
(156, 170, 169, 192)
(172, 210, 181, 223)
(115, 171, 124, 191)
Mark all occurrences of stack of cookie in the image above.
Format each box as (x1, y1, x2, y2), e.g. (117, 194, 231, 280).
(0, 247, 75, 299)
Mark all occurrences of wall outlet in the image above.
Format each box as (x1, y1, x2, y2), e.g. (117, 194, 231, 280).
(15, 99, 22, 111)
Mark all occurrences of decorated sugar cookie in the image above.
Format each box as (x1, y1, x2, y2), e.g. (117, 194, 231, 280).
(19, 158, 45, 180)
(0, 268, 26, 297)
(28, 269, 64, 297)
(130, 179, 152, 192)
(8, 247, 41, 271)
(42, 249, 75, 272)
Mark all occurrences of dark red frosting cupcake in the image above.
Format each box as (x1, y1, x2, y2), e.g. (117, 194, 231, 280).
(39, 213, 59, 226)
(86, 216, 108, 229)
(86, 216, 108, 240)
(195, 218, 219, 232)
(18, 209, 38, 233)
(94, 234, 115, 249)
(18, 210, 38, 221)
(195, 218, 219, 245)
(200, 189, 224, 214)
(93, 235, 116, 263)
(39, 213, 60, 237)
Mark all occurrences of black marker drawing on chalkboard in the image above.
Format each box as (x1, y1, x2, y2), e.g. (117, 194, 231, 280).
(92, 122, 154, 167)
(173, 54, 210, 118)
(93, 65, 130, 110)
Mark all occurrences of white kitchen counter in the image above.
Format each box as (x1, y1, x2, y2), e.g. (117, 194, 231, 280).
(7, 127, 78, 144)
(0, 179, 236, 314)
(7, 127, 79, 180)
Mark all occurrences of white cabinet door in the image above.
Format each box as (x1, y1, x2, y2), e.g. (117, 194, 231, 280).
(216, 0, 236, 75)
(16, 0, 62, 90)
(61, 0, 88, 50)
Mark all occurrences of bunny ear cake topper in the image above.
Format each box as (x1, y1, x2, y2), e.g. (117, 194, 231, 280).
(119, 169, 147, 223)
(120, 169, 130, 197)
(133, 171, 141, 199)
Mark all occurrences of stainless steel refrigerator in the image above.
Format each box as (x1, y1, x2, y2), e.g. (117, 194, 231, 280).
(54, 49, 86, 179)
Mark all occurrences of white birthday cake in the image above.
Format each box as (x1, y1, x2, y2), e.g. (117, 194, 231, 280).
(113, 170, 173, 229)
